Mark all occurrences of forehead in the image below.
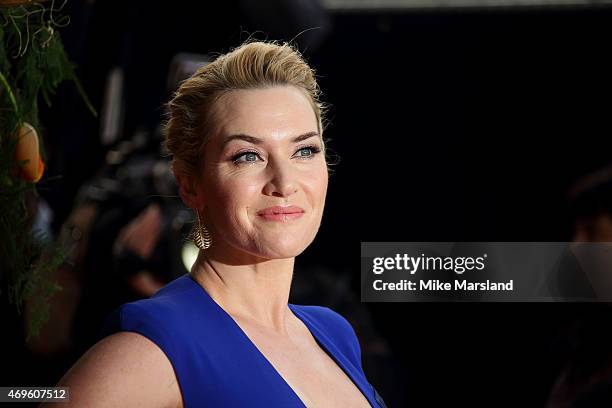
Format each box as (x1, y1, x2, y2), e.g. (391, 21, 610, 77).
(209, 86, 318, 142)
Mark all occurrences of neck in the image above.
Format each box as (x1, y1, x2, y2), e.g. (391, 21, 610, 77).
(190, 249, 295, 334)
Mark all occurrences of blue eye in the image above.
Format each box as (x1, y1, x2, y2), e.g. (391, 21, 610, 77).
(233, 151, 261, 164)
(294, 145, 321, 158)
(232, 145, 321, 165)
(296, 148, 312, 157)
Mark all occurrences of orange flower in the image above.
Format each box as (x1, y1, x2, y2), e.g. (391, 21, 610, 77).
(13, 122, 45, 183)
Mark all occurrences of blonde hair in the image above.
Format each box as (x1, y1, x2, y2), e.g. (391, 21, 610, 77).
(164, 41, 326, 181)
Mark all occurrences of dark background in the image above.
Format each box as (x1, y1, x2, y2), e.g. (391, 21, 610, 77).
(4, 1, 612, 407)
(314, 6, 612, 407)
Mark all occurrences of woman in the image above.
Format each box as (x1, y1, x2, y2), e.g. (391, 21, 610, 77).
(47, 41, 386, 408)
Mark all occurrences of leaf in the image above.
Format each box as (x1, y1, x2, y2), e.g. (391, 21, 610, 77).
(0, 70, 18, 115)
(0, 22, 11, 74)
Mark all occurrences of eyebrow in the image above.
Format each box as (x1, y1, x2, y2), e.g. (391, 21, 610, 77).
(221, 131, 319, 148)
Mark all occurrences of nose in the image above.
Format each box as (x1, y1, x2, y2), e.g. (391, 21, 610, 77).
(262, 158, 298, 198)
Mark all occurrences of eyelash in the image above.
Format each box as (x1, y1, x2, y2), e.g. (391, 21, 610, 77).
(231, 145, 322, 165)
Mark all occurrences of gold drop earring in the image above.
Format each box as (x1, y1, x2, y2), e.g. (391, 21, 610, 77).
(190, 209, 212, 250)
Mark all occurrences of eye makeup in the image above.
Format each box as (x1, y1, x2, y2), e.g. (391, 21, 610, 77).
(231, 144, 322, 165)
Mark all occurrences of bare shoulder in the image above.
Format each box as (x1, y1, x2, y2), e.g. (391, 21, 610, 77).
(42, 332, 182, 408)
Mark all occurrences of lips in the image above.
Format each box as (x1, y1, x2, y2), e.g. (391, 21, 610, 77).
(257, 206, 304, 215)
(257, 205, 305, 221)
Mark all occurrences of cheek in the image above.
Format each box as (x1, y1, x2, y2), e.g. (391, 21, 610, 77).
(304, 167, 329, 206)
(207, 174, 261, 224)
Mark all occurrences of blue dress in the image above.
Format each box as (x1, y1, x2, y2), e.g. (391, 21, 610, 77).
(102, 273, 387, 408)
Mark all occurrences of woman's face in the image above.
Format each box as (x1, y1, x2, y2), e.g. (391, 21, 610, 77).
(195, 85, 328, 261)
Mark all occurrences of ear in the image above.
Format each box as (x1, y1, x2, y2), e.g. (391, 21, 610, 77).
(173, 166, 202, 210)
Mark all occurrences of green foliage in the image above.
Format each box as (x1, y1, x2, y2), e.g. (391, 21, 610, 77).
(0, 1, 96, 337)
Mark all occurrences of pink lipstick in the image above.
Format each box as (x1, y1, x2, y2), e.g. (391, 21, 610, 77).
(257, 205, 305, 222)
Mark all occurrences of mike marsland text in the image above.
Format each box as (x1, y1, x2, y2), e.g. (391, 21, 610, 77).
(372, 279, 514, 291)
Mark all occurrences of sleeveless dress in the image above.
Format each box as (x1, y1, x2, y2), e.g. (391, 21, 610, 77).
(101, 273, 387, 408)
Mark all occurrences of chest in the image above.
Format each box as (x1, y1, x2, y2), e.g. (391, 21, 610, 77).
(235, 317, 372, 408)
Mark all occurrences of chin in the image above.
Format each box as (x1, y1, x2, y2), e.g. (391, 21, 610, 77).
(262, 244, 308, 259)
(256, 236, 313, 259)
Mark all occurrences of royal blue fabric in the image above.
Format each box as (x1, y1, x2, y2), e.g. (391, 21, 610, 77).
(101, 273, 384, 407)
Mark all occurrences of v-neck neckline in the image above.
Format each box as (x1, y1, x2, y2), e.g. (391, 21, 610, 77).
(186, 274, 375, 407)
